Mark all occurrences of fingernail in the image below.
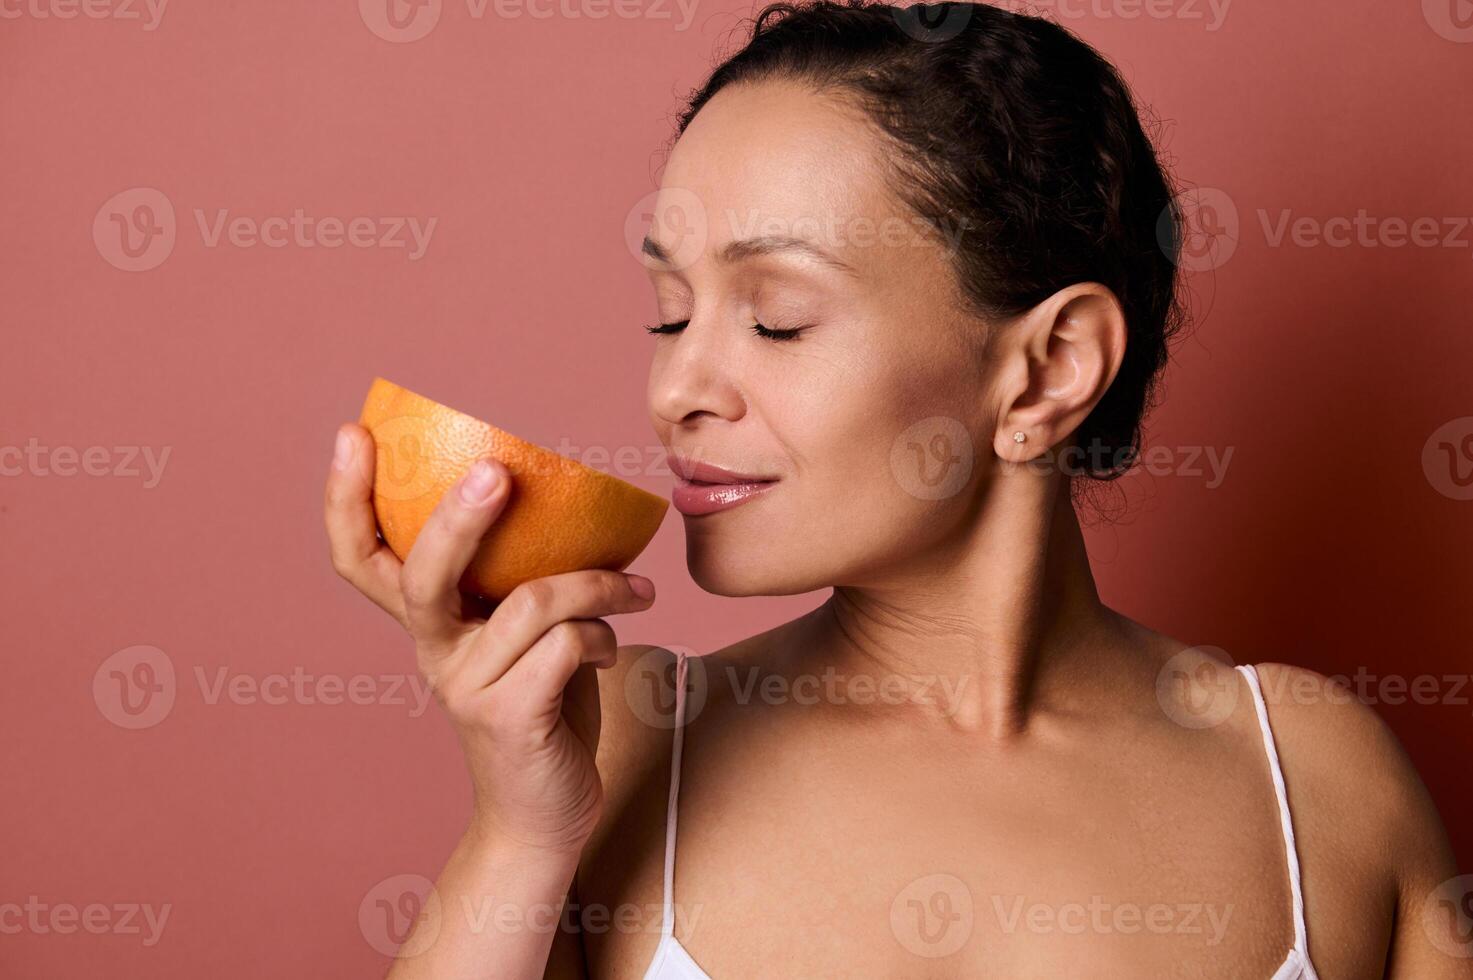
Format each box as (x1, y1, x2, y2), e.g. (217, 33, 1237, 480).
(332, 429, 352, 470)
(460, 460, 501, 505)
(627, 574, 655, 600)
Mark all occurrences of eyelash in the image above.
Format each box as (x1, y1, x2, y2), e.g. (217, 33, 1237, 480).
(642, 320, 805, 342)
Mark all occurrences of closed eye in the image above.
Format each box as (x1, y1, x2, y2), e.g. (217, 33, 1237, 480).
(751, 322, 804, 341)
(641, 320, 805, 342)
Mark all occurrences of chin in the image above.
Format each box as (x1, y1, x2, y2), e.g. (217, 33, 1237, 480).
(684, 534, 826, 597)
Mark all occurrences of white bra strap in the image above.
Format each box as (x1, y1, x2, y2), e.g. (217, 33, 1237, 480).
(1236, 664, 1316, 973)
(658, 651, 691, 940)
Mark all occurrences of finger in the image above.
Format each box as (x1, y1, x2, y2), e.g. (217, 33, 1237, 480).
(497, 619, 618, 712)
(399, 458, 512, 643)
(325, 423, 407, 624)
(465, 570, 655, 689)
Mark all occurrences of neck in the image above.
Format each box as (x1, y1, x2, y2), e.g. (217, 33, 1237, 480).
(808, 471, 1119, 739)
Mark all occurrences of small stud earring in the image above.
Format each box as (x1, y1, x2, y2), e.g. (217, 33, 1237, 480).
(1012, 431, 1026, 444)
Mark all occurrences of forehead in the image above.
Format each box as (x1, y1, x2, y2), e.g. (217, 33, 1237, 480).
(649, 79, 923, 272)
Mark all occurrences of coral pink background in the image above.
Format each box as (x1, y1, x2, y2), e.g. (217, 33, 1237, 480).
(3, 1, 1470, 975)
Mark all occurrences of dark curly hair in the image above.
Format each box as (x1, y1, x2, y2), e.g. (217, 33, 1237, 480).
(669, 0, 1188, 485)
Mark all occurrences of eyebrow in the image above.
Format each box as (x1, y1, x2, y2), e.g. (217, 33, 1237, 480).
(641, 233, 859, 277)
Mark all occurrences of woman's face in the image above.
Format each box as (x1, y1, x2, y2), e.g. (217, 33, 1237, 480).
(642, 79, 1001, 596)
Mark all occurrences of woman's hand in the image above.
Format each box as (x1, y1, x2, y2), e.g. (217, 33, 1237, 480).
(324, 422, 656, 857)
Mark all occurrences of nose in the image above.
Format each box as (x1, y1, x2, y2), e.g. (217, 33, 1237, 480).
(648, 316, 747, 428)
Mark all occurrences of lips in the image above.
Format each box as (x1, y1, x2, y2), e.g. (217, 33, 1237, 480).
(667, 452, 780, 516)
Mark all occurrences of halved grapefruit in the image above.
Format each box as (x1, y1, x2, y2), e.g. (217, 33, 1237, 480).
(359, 377, 667, 601)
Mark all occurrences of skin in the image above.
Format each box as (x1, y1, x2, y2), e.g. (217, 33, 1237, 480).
(325, 78, 1467, 979)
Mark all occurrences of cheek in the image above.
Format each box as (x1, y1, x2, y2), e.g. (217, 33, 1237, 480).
(797, 340, 978, 469)
(782, 346, 984, 522)
(645, 342, 684, 437)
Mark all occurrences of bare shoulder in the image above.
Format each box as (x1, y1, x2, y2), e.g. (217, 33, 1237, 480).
(1245, 662, 1460, 915)
(591, 623, 797, 799)
(1247, 663, 1443, 840)
(588, 621, 806, 836)
(570, 644, 687, 970)
(592, 643, 684, 826)
(574, 635, 790, 972)
(591, 628, 783, 778)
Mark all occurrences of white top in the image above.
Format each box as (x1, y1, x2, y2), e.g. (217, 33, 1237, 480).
(642, 656, 1318, 979)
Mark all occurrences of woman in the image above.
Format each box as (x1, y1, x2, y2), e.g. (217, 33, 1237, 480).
(324, 2, 1465, 976)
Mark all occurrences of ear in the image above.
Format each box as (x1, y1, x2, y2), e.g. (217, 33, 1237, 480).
(991, 283, 1127, 464)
